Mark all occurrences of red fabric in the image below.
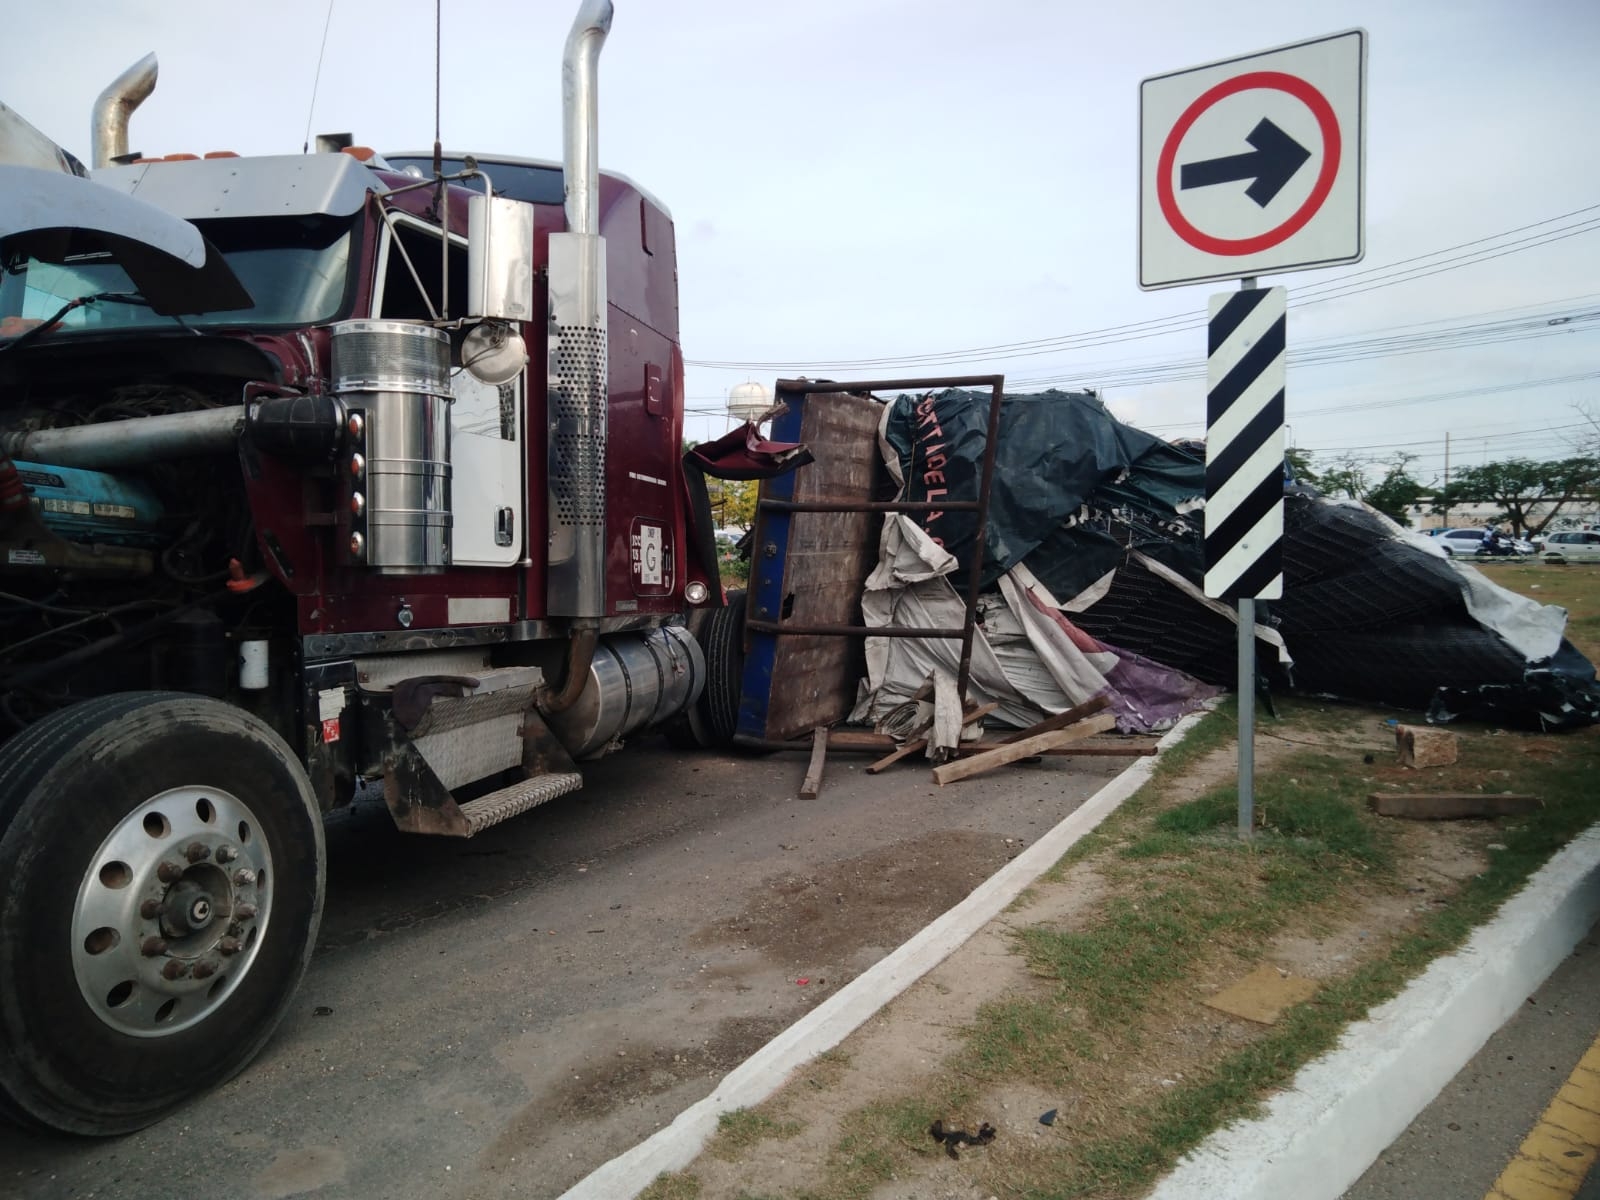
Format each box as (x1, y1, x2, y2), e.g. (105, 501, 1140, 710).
(686, 421, 813, 481)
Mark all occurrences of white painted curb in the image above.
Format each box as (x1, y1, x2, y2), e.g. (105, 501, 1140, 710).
(1147, 823, 1600, 1200)
(561, 710, 1211, 1199)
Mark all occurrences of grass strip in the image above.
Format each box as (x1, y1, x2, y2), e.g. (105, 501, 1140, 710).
(790, 699, 1597, 1199)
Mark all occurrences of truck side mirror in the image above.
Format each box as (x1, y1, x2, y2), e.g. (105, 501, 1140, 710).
(467, 193, 535, 322)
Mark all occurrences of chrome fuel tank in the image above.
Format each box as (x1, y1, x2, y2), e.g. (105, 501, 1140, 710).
(546, 626, 706, 759)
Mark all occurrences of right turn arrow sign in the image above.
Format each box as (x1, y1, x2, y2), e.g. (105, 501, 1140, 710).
(1179, 117, 1312, 208)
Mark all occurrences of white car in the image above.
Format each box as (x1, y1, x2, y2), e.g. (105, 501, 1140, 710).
(1434, 528, 1501, 557)
(1542, 530, 1600, 563)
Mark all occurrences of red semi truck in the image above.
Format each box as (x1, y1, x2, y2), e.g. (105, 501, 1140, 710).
(0, 0, 752, 1133)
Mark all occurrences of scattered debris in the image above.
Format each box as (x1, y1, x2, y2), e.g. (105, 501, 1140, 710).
(933, 711, 1116, 785)
(1368, 792, 1542, 820)
(1039, 1108, 1058, 1127)
(929, 1118, 997, 1159)
(799, 726, 829, 799)
(873, 388, 1600, 729)
(313, 1006, 333, 1017)
(865, 699, 999, 775)
(1201, 965, 1320, 1025)
(1396, 724, 1459, 769)
(795, 977, 810, 986)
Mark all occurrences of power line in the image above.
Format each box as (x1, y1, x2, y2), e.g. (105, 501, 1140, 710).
(684, 203, 1600, 371)
(1133, 370, 1600, 433)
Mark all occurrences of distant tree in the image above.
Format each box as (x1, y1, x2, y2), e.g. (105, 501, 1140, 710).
(708, 477, 757, 529)
(1312, 452, 1424, 525)
(1365, 466, 1426, 527)
(1435, 456, 1600, 535)
(1315, 457, 1370, 502)
(1285, 446, 1319, 485)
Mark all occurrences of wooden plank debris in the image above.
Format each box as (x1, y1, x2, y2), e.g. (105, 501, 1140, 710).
(864, 701, 1001, 775)
(952, 741, 1156, 759)
(799, 726, 829, 798)
(932, 711, 1116, 785)
(865, 736, 930, 775)
(1368, 792, 1541, 820)
(996, 695, 1111, 745)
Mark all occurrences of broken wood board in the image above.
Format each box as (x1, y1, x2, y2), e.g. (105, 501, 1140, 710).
(799, 726, 829, 798)
(996, 695, 1111, 745)
(932, 711, 1117, 785)
(865, 701, 1001, 774)
(952, 742, 1157, 759)
(1202, 964, 1320, 1025)
(865, 737, 929, 775)
(1368, 792, 1541, 820)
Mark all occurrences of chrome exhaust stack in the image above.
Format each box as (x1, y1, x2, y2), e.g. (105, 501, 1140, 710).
(546, 0, 612, 619)
(91, 53, 158, 168)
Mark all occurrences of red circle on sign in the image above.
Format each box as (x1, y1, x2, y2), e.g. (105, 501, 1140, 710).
(1156, 70, 1341, 257)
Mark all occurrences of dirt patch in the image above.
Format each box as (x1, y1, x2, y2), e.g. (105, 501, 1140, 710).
(688, 858, 1110, 1200)
(486, 1013, 787, 1165)
(676, 703, 1527, 1200)
(693, 829, 1016, 974)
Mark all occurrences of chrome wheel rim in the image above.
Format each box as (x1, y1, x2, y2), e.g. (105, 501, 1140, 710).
(72, 786, 274, 1037)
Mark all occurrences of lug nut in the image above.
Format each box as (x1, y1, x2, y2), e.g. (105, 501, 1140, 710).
(141, 936, 168, 957)
(233, 869, 256, 887)
(219, 937, 241, 956)
(140, 899, 161, 920)
(215, 845, 238, 864)
(161, 959, 188, 981)
(185, 841, 210, 864)
(192, 961, 217, 980)
(235, 903, 257, 920)
(157, 861, 185, 884)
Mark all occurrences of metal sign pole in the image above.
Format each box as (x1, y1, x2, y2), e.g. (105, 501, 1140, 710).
(1236, 275, 1258, 839)
(1237, 596, 1255, 837)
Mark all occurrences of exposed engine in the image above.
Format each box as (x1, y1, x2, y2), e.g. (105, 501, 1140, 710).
(0, 378, 283, 734)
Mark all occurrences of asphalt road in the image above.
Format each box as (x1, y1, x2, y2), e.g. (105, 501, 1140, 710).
(1, 737, 1125, 1200)
(1344, 920, 1600, 1200)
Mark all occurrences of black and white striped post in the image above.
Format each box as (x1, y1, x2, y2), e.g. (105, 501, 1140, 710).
(1204, 281, 1286, 838)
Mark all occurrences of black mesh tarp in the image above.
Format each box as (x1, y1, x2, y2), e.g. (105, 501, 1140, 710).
(880, 388, 1599, 729)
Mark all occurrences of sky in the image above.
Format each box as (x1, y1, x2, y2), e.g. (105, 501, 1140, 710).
(8, 0, 1599, 488)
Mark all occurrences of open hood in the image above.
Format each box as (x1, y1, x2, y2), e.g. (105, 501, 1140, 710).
(0, 164, 250, 316)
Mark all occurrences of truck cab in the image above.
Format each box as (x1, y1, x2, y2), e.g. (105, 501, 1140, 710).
(0, 0, 744, 1135)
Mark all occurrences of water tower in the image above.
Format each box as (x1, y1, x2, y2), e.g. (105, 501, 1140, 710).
(727, 381, 771, 425)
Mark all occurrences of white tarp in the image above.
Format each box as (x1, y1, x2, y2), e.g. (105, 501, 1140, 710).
(852, 516, 1220, 736)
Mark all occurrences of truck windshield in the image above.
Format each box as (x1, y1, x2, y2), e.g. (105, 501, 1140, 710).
(0, 213, 354, 336)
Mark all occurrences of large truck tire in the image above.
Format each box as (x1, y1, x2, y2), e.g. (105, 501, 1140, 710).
(0, 692, 325, 1135)
(700, 588, 748, 746)
(664, 589, 751, 750)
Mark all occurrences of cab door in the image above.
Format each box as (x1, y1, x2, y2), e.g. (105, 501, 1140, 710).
(373, 215, 524, 567)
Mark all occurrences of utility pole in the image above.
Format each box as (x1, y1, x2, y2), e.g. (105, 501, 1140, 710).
(1442, 432, 1451, 528)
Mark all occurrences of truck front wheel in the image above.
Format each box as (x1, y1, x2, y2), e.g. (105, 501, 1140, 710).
(0, 693, 325, 1135)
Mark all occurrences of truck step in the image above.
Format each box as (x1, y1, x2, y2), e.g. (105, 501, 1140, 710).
(458, 772, 584, 836)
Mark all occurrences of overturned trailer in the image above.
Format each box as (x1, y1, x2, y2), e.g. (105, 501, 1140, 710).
(737, 386, 1600, 741)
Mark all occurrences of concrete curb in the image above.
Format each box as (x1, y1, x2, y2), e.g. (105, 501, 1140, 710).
(560, 709, 1211, 1199)
(1148, 824, 1600, 1200)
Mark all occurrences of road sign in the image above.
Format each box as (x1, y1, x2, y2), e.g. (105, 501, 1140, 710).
(1140, 30, 1365, 289)
(1204, 286, 1285, 600)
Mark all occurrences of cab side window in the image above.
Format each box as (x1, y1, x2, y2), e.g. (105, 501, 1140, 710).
(378, 221, 468, 321)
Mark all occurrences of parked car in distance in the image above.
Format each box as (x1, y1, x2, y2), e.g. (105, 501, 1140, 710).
(1434, 527, 1511, 557)
(1542, 530, 1600, 563)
